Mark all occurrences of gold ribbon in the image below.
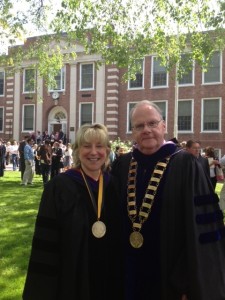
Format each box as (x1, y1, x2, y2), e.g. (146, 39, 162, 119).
(80, 170, 103, 221)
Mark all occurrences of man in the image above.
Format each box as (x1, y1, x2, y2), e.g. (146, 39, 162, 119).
(185, 139, 210, 178)
(21, 138, 35, 185)
(18, 135, 30, 180)
(111, 100, 225, 300)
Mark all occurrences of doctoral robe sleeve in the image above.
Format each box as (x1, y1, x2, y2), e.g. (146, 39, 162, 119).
(23, 179, 62, 300)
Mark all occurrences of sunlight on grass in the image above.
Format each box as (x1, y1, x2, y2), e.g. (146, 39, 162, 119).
(0, 170, 43, 300)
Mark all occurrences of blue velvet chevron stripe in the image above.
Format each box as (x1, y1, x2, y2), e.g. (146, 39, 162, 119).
(199, 227, 225, 244)
(194, 193, 219, 206)
(194, 193, 225, 244)
(196, 210, 224, 224)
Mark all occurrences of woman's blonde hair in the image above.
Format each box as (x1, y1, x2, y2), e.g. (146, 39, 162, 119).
(72, 123, 111, 171)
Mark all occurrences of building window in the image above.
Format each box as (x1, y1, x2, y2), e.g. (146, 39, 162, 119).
(152, 56, 167, 87)
(23, 68, 35, 93)
(127, 102, 137, 132)
(203, 51, 221, 84)
(178, 54, 194, 85)
(128, 59, 144, 89)
(23, 105, 35, 131)
(80, 103, 93, 126)
(152, 101, 167, 123)
(0, 107, 3, 131)
(0, 71, 5, 96)
(178, 100, 192, 131)
(202, 98, 220, 131)
(80, 63, 94, 90)
(49, 67, 65, 91)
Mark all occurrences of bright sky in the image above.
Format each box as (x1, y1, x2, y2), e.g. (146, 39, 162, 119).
(0, 0, 60, 54)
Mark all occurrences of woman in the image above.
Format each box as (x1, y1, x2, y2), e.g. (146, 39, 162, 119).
(50, 141, 63, 179)
(10, 140, 19, 171)
(204, 146, 220, 190)
(63, 142, 73, 170)
(23, 123, 124, 300)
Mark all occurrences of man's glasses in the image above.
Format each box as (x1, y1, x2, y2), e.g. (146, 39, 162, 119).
(132, 119, 163, 131)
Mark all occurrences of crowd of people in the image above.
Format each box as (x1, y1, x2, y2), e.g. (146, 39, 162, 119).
(21, 101, 225, 300)
(0, 129, 73, 186)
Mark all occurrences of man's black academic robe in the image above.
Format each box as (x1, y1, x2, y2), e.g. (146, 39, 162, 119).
(111, 143, 225, 300)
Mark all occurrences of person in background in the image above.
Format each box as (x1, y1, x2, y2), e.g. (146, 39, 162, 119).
(185, 140, 210, 178)
(0, 139, 6, 177)
(36, 130, 42, 145)
(33, 143, 41, 175)
(21, 138, 35, 186)
(58, 129, 65, 141)
(23, 123, 123, 300)
(38, 139, 52, 185)
(204, 146, 220, 190)
(111, 100, 225, 300)
(180, 140, 187, 149)
(42, 130, 50, 142)
(10, 140, 19, 171)
(51, 141, 63, 179)
(18, 135, 29, 180)
(63, 143, 73, 170)
(5, 141, 12, 165)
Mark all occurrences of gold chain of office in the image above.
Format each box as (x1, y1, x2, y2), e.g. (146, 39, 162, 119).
(127, 156, 171, 247)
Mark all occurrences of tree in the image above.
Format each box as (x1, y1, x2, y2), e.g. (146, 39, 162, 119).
(1, 0, 225, 80)
(51, 0, 225, 78)
(0, 0, 69, 88)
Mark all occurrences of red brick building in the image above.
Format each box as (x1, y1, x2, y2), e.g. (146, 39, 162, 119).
(0, 38, 224, 156)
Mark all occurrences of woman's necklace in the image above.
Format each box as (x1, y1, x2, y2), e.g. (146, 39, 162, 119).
(80, 169, 106, 238)
(127, 156, 170, 248)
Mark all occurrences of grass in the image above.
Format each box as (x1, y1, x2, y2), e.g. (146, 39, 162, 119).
(0, 170, 43, 300)
(0, 171, 223, 300)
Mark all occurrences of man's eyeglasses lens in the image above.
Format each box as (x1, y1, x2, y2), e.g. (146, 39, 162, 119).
(133, 120, 162, 131)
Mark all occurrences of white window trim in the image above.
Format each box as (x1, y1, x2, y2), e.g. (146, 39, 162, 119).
(202, 51, 222, 85)
(177, 99, 194, 133)
(127, 102, 137, 133)
(22, 104, 35, 132)
(0, 70, 5, 96)
(151, 56, 168, 89)
(23, 68, 36, 94)
(79, 102, 94, 127)
(201, 97, 221, 132)
(152, 100, 168, 133)
(178, 59, 195, 87)
(128, 59, 145, 90)
(48, 66, 66, 92)
(0, 106, 4, 132)
(79, 63, 95, 91)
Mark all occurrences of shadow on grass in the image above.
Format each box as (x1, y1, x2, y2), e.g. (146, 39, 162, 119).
(0, 171, 43, 300)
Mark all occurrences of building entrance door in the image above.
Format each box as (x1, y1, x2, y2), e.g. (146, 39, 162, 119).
(53, 124, 62, 133)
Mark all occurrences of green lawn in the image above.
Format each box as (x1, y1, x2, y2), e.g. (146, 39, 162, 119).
(0, 171, 223, 300)
(0, 171, 43, 300)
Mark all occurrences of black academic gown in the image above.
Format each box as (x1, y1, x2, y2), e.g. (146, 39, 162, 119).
(111, 142, 225, 300)
(0, 144, 6, 177)
(23, 169, 124, 300)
